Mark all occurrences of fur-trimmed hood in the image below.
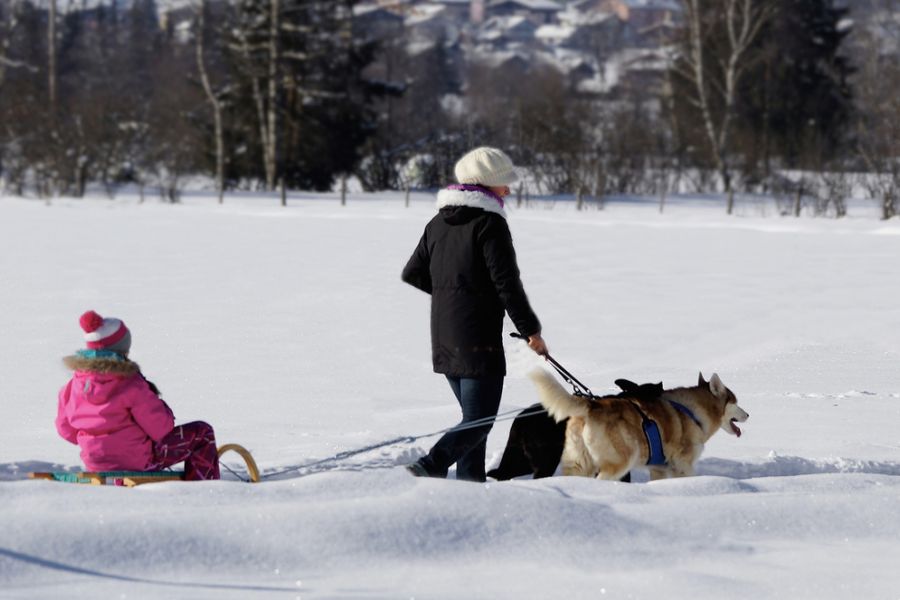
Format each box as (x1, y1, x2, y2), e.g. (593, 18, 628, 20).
(436, 186, 507, 219)
(63, 353, 140, 376)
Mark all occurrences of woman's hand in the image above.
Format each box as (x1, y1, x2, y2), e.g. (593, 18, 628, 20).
(527, 333, 549, 357)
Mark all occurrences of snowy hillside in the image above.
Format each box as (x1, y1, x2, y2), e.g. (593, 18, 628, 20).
(0, 191, 898, 599)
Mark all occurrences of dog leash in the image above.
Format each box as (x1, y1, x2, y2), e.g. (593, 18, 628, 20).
(509, 333, 595, 397)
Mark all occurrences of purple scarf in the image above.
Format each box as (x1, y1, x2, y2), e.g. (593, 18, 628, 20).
(445, 184, 505, 209)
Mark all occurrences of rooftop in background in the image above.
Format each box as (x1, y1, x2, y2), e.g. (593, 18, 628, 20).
(489, 0, 564, 11)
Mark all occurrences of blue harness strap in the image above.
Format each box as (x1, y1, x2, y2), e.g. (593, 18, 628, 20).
(670, 400, 703, 430)
(630, 400, 703, 466)
(642, 419, 666, 465)
(628, 401, 667, 466)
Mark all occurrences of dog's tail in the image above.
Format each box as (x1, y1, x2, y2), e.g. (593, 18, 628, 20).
(528, 368, 591, 422)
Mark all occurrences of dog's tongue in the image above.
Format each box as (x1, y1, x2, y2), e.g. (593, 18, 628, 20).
(731, 420, 742, 437)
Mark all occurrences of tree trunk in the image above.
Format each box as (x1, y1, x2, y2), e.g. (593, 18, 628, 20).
(47, 0, 58, 196)
(75, 161, 86, 198)
(0, 2, 25, 89)
(679, 0, 773, 215)
(265, 0, 280, 191)
(196, 0, 226, 204)
(48, 0, 57, 112)
(761, 52, 772, 181)
(167, 179, 180, 203)
(659, 171, 667, 213)
(249, 75, 271, 188)
(240, 0, 279, 192)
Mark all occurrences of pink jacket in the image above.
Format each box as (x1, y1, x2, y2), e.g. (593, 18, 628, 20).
(56, 353, 175, 471)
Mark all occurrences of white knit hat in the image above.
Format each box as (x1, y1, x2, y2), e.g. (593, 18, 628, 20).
(454, 147, 519, 187)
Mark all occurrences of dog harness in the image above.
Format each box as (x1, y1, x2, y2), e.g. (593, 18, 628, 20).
(628, 400, 703, 466)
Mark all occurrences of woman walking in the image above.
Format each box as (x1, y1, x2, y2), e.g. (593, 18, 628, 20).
(401, 147, 547, 482)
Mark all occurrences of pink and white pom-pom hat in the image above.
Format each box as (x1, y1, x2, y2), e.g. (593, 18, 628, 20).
(79, 310, 131, 351)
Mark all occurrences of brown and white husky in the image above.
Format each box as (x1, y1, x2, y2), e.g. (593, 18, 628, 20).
(529, 370, 749, 481)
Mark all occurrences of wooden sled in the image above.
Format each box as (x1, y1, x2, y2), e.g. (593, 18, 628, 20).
(29, 443, 260, 486)
(28, 470, 184, 487)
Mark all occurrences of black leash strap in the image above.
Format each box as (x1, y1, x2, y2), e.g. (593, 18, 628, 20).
(509, 332, 594, 397)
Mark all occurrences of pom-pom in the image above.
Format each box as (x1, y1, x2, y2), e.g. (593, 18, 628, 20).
(79, 310, 104, 333)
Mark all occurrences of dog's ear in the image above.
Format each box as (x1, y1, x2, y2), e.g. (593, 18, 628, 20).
(615, 378, 639, 394)
(709, 373, 727, 399)
(698, 372, 708, 388)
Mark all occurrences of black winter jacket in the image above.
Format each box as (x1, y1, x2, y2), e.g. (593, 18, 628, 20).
(402, 186, 541, 377)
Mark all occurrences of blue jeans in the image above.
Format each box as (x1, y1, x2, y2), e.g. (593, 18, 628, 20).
(418, 375, 504, 482)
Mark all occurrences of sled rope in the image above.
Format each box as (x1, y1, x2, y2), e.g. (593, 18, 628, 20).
(260, 334, 575, 480)
(260, 406, 532, 480)
(221, 460, 249, 483)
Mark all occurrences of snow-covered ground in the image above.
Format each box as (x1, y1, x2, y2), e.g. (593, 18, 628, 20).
(1, 191, 898, 599)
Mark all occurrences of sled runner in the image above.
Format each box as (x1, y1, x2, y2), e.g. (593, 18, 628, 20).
(29, 470, 184, 487)
(28, 443, 260, 486)
(217, 443, 261, 483)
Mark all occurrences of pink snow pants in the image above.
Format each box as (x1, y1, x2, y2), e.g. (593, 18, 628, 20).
(150, 421, 220, 480)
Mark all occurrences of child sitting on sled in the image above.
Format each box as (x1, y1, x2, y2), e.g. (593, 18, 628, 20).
(55, 310, 220, 480)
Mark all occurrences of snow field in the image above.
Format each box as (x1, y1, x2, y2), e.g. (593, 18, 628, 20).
(0, 191, 898, 598)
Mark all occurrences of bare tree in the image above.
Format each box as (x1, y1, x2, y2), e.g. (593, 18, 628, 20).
(859, 168, 900, 220)
(0, 1, 35, 194)
(851, 1, 900, 220)
(767, 172, 812, 217)
(0, 2, 35, 88)
(231, 0, 358, 192)
(47, 0, 57, 112)
(231, 0, 281, 190)
(263, 0, 279, 191)
(819, 170, 849, 218)
(195, 0, 228, 203)
(658, 63, 685, 213)
(675, 0, 776, 214)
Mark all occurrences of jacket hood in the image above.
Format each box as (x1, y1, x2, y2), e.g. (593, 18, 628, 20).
(436, 187, 507, 221)
(63, 354, 140, 376)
